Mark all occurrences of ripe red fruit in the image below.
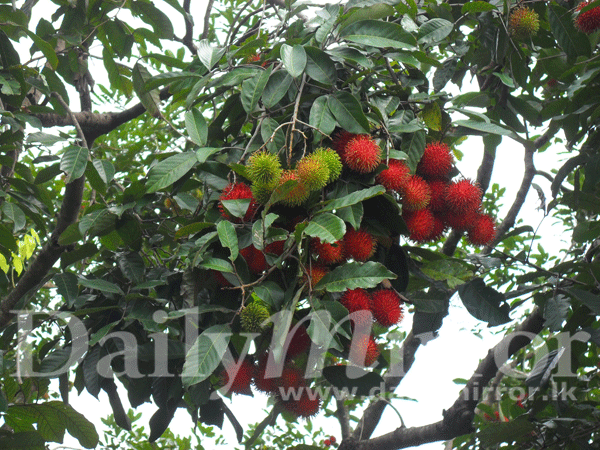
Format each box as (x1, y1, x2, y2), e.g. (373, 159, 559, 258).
(467, 213, 496, 246)
(575, 1, 600, 34)
(240, 245, 268, 275)
(332, 130, 358, 157)
(370, 289, 404, 327)
(349, 334, 380, 367)
(311, 238, 344, 265)
(220, 358, 254, 395)
(330, 436, 336, 444)
(442, 208, 479, 232)
(343, 135, 382, 173)
(343, 228, 376, 262)
(428, 180, 448, 212)
(403, 209, 435, 242)
(282, 388, 321, 418)
(401, 175, 432, 211)
(219, 182, 259, 222)
(304, 265, 328, 288)
(339, 289, 373, 329)
(445, 179, 481, 214)
(324, 439, 331, 446)
(265, 239, 285, 256)
(277, 366, 307, 391)
(285, 325, 311, 358)
(376, 159, 410, 191)
(429, 214, 448, 242)
(254, 353, 279, 394)
(417, 142, 453, 180)
(212, 270, 232, 287)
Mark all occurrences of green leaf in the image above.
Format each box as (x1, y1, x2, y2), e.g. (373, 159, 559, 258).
(340, 20, 417, 49)
(454, 119, 518, 139)
(34, 163, 62, 184)
(209, 67, 261, 89)
(182, 324, 231, 387)
(117, 252, 145, 285)
(336, 202, 363, 230)
(22, 29, 58, 69)
(315, 261, 396, 292)
(261, 117, 286, 152)
(185, 109, 208, 146)
(175, 222, 214, 240)
(304, 213, 346, 244)
(132, 62, 161, 119)
(146, 152, 197, 193)
(2, 202, 26, 232)
(198, 40, 225, 71)
(322, 185, 386, 213)
(304, 47, 337, 85)
(58, 223, 82, 246)
(323, 365, 385, 396)
(280, 44, 306, 78)
(548, 3, 591, 60)
(327, 92, 370, 134)
(131, 1, 174, 39)
(567, 288, 600, 315)
(253, 281, 285, 309)
(199, 257, 234, 273)
(60, 145, 89, 184)
(309, 95, 336, 136)
(0, 431, 46, 449)
(457, 278, 511, 326)
(54, 272, 79, 307)
(544, 294, 570, 332)
(262, 71, 293, 108)
(461, 1, 497, 14)
(78, 209, 116, 237)
(217, 220, 239, 262)
(241, 66, 272, 113)
(525, 348, 565, 388)
(477, 416, 537, 447)
(417, 18, 453, 45)
(78, 277, 124, 295)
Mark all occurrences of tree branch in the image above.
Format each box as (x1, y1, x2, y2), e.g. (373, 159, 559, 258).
(336, 397, 352, 440)
(201, 0, 215, 41)
(340, 308, 545, 450)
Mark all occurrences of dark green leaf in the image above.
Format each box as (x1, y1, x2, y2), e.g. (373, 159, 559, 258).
(315, 261, 396, 292)
(54, 272, 79, 307)
(60, 145, 89, 184)
(327, 92, 370, 134)
(2, 202, 26, 232)
(457, 278, 511, 326)
(304, 46, 337, 85)
(525, 348, 565, 388)
(241, 66, 272, 113)
(217, 220, 239, 261)
(198, 40, 225, 71)
(280, 44, 306, 78)
(185, 109, 208, 146)
(417, 18, 453, 45)
(146, 152, 197, 193)
(182, 324, 231, 387)
(78, 277, 124, 295)
(544, 294, 570, 331)
(340, 20, 417, 49)
(548, 3, 590, 60)
(132, 62, 161, 118)
(323, 365, 384, 396)
(262, 71, 293, 109)
(304, 213, 346, 244)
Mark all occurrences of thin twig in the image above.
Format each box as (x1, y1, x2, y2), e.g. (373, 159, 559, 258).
(51, 93, 88, 149)
(201, 0, 215, 41)
(288, 74, 307, 164)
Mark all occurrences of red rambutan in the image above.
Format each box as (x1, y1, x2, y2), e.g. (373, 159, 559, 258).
(282, 389, 322, 418)
(428, 180, 449, 212)
(343, 135, 382, 173)
(401, 175, 432, 211)
(417, 142, 453, 180)
(332, 130, 359, 157)
(253, 353, 279, 394)
(311, 238, 344, 265)
(370, 289, 404, 327)
(240, 245, 268, 275)
(575, 1, 600, 34)
(220, 358, 254, 395)
(403, 209, 435, 242)
(343, 228, 376, 262)
(212, 269, 232, 287)
(304, 265, 328, 288)
(285, 324, 311, 358)
(277, 366, 307, 391)
(339, 288, 373, 329)
(445, 179, 482, 214)
(219, 182, 259, 222)
(376, 159, 411, 191)
(349, 334, 380, 367)
(429, 214, 448, 242)
(442, 208, 479, 232)
(467, 213, 496, 246)
(265, 239, 285, 256)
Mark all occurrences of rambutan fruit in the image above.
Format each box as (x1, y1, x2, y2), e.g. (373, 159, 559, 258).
(376, 159, 410, 192)
(219, 182, 259, 222)
(429, 214, 448, 242)
(445, 179, 482, 215)
(442, 208, 479, 232)
(343, 135, 382, 173)
(428, 180, 449, 212)
(277, 170, 310, 207)
(285, 324, 311, 358)
(240, 245, 268, 275)
(370, 289, 404, 327)
(401, 175, 432, 211)
(467, 213, 496, 246)
(332, 130, 358, 157)
(349, 334, 380, 367)
(212, 269, 232, 287)
(304, 265, 328, 289)
(417, 142, 453, 180)
(281, 389, 321, 418)
(247, 151, 282, 188)
(253, 353, 279, 394)
(220, 358, 254, 395)
(296, 156, 330, 191)
(339, 288, 373, 329)
(251, 182, 273, 205)
(311, 238, 344, 265)
(403, 209, 435, 242)
(575, 1, 600, 34)
(509, 6, 540, 40)
(343, 228, 376, 262)
(241, 302, 270, 333)
(277, 366, 307, 391)
(313, 147, 342, 182)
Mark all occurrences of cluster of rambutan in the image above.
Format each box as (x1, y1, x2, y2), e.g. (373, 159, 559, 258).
(332, 132, 496, 246)
(219, 325, 322, 418)
(575, 1, 600, 34)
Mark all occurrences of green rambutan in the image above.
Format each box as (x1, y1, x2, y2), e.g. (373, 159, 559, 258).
(575, 1, 600, 34)
(467, 213, 496, 246)
(445, 179, 482, 214)
(343, 228, 376, 262)
(417, 142, 453, 180)
(343, 135, 382, 173)
(247, 151, 282, 187)
(376, 159, 410, 192)
(277, 170, 310, 206)
(401, 175, 432, 211)
(251, 182, 273, 205)
(509, 7, 540, 40)
(241, 302, 270, 333)
(296, 156, 330, 191)
(312, 147, 342, 182)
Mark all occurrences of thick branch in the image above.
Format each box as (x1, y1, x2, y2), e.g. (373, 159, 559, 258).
(337, 397, 352, 440)
(342, 308, 545, 450)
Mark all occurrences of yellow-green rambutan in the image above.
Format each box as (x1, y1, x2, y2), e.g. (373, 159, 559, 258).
(296, 156, 330, 191)
(313, 147, 342, 182)
(277, 170, 310, 206)
(247, 151, 282, 187)
(240, 302, 270, 333)
(509, 7, 540, 40)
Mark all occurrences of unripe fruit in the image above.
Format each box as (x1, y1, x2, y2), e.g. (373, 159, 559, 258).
(313, 147, 342, 183)
(575, 1, 600, 34)
(376, 159, 410, 192)
(417, 142, 453, 180)
(251, 181, 274, 205)
(343, 135, 382, 173)
(277, 170, 310, 206)
(401, 175, 432, 211)
(219, 182, 259, 222)
(247, 151, 282, 187)
(240, 302, 270, 333)
(509, 7, 540, 40)
(296, 156, 330, 191)
(343, 228, 376, 262)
